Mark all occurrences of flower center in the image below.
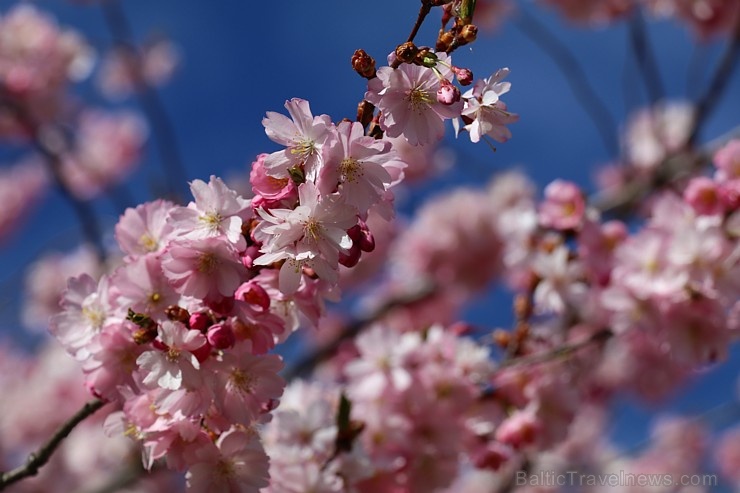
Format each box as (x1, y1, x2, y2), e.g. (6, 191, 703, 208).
(199, 212, 223, 232)
(82, 306, 105, 330)
(230, 368, 254, 394)
(198, 252, 219, 273)
(339, 157, 363, 184)
(291, 138, 316, 160)
(408, 86, 433, 112)
(166, 347, 181, 362)
(139, 233, 158, 252)
(303, 217, 323, 241)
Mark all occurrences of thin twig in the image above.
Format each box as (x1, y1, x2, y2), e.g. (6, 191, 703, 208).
(515, 7, 618, 156)
(688, 15, 740, 146)
(591, 124, 740, 215)
(497, 328, 613, 371)
(628, 8, 665, 105)
(284, 283, 437, 381)
(0, 399, 105, 491)
(408, 1, 434, 44)
(100, 0, 188, 202)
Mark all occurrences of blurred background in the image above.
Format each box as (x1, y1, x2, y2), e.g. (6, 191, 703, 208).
(0, 0, 739, 469)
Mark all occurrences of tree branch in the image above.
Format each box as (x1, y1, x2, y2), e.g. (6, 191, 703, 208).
(100, 0, 188, 202)
(590, 124, 740, 215)
(497, 328, 613, 371)
(515, 7, 618, 156)
(628, 8, 665, 105)
(0, 399, 105, 491)
(688, 14, 740, 146)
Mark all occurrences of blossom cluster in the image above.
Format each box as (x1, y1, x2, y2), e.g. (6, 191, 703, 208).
(44, 73, 515, 487)
(366, 52, 518, 146)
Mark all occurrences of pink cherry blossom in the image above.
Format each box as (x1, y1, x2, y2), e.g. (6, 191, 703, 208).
(318, 121, 404, 214)
(456, 68, 519, 143)
(538, 179, 586, 230)
(161, 237, 244, 301)
(115, 199, 178, 259)
(365, 53, 463, 145)
(137, 320, 207, 391)
(169, 175, 252, 248)
(185, 428, 270, 493)
(262, 98, 334, 180)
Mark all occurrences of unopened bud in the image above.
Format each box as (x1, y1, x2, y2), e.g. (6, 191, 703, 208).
(351, 49, 376, 79)
(436, 80, 460, 105)
(133, 326, 157, 345)
(339, 245, 362, 268)
(165, 305, 190, 325)
(288, 166, 305, 185)
(458, 23, 478, 45)
(417, 49, 439, 68)
(395, 42, 419, 64)
(453, 66, 474, 85)
(189, 312, 211, 332)
(436, 30, 455, 52)
(207, 323, 236, 349)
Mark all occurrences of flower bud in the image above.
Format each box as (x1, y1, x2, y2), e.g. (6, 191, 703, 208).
(357, 100, 375, 128)
(189, 312, 210, 332)
(458, 24, 478, 45)
(165, 305, 190, 324)
(191, 341, 212, 363)
(339, 244, 362, 268)
(453, 66, 473, 86)
(435, 30, 455, 52)
(235, 281, 271, 311)
(351, 49, 376, 79)
(207, 322, 236, 349)
(395, 42, 419, 64)
(436, 80, 460, 105)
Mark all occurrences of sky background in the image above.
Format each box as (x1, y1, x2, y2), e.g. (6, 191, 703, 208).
(1, 0, 739, 462)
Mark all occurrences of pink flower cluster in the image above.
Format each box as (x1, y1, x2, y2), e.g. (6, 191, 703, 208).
(263, 325, 497, 492)
(0, 156, 48, 242)
(0, 4, 93, 133)
(0, 340, 178, 492)
(366, 52, 518, 146)
(50, 177, 291, 491)
(59, 109, 148, 199)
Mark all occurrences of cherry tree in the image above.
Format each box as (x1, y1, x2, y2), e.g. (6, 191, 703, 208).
(0, 0, 739, 492)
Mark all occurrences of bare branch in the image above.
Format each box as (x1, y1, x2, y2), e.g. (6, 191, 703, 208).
(628, 8, 665, 105)
(0, 399, 105, 491)
(688, 15, 740, 146)
(515, 7, 618, 156)
(497, 328, 613, 371)
(100, 0, 188, 202)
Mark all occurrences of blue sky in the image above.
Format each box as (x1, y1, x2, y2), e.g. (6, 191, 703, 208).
(1, 0, 739, 460)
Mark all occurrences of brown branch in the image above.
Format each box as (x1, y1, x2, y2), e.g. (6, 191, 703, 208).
(100, 0, 188, 202)
(628, 8, 665, 105)
(496, 328, 613, 371)
(687, 14, 740, 146)
(0, 399, 105, 491)
(591, 124, 740, 216)
(408, 1, 434, 44)
(515, 6, 618, 156)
